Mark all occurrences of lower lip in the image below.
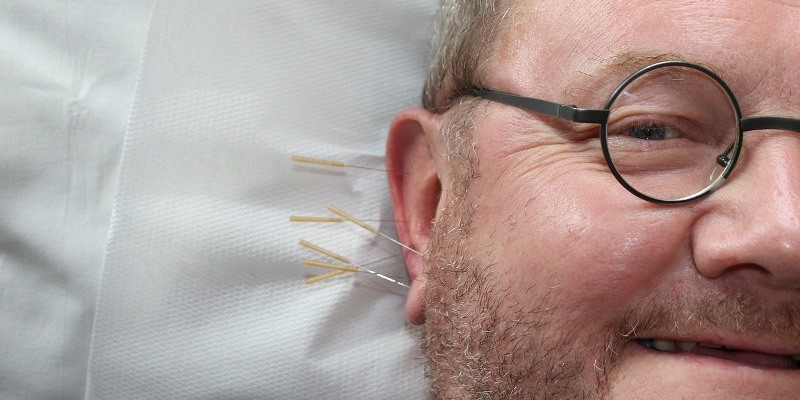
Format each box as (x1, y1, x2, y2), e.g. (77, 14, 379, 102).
(632, 341, 800, 374)
(608, 342, 800, 397)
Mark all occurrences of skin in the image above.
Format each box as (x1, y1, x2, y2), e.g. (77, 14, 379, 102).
(388, 1, 800, 398)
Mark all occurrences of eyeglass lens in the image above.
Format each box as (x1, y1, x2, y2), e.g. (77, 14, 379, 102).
(603, 65, 740, 202)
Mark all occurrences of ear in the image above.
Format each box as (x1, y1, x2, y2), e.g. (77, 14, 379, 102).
(386, 108, 443, 325)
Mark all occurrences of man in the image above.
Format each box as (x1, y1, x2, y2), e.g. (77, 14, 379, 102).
(387, 0, 800, 398)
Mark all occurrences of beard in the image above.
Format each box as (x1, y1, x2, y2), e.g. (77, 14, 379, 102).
(421, 191, 617, 399)
(419, 127, 800, 399)
(420, 113, 617, 398)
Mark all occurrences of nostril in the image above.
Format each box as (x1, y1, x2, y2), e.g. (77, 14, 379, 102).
(702, 263, 772, 280)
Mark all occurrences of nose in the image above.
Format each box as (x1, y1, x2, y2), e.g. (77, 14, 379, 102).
(692, 132, 800, 291)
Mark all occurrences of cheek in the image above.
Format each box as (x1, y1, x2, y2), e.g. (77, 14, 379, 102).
(467, 141, 695, 322)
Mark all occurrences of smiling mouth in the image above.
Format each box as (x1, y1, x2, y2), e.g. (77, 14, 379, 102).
(637, 339, 800, 370)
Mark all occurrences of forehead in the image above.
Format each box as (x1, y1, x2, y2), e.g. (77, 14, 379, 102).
(495, 0, 800, 109)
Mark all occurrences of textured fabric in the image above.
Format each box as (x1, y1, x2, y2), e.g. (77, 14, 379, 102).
(85, 1, 434, 398)
(0, 2, 152, 399)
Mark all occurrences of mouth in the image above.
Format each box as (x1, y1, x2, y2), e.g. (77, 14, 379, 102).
(637, 339, 800, 370)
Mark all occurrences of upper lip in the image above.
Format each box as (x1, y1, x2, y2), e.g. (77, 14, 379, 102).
(635, 332, 800, 356)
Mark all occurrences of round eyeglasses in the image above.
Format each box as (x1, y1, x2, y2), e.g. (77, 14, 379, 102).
(473, 61, 800, 204)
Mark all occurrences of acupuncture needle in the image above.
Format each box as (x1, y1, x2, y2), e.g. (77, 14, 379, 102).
(302, 258, 410, 288)
(349, 254, 411, 289)
(291, 155, 388, 172)
(289, 215, 396, 224)
(299, 240, 410, 289)
(327, 205, 422, 256)
(357, 265, 410, 289)
(305, 270, 348, 285)
(289, 215, 345, 223)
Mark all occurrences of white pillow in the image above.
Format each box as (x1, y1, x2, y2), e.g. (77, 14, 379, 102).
(0, 1, 150, 399)
(85, 1, 435, 399)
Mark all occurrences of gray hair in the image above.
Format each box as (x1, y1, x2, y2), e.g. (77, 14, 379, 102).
(422, 0, 513, 112)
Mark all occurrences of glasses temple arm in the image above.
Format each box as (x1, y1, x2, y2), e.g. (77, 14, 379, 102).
(472, 88, 608, 124)
(740, 116, 800, 133)
(716, 116, 800, 167)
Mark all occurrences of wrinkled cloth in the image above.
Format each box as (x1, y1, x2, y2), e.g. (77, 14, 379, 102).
(0, 2, 152, 399)
(85, 1, 434, 399)
(2, 1, 435, 398)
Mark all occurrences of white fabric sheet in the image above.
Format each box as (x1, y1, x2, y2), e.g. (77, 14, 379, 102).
(84, 1, 435, 399)
(0, 2, 152, 399)
(2, 0, 436, 398)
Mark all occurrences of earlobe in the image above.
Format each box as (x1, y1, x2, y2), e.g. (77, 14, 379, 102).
(386, 108, 443, 325)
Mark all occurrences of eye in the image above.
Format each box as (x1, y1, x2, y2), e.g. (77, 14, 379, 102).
(625, 122, 680, 140)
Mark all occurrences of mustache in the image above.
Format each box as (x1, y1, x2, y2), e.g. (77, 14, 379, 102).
(614, 287, 800, 344)
(588, 287, 800, 377)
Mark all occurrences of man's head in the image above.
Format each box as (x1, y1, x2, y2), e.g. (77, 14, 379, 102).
(387, 1, 800, 398)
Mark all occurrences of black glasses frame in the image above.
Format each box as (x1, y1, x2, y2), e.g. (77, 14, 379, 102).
(472, 61, 800, 204)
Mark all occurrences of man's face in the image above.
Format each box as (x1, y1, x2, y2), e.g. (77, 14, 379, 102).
(415, 0, 800, 398)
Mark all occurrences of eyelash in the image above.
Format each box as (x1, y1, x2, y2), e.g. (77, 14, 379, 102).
(608, 117, 688, 141)
(625, 121, 676, 140)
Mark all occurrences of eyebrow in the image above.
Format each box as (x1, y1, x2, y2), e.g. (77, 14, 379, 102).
(566, 51, 694, 104)
(598, 52, 690, 75)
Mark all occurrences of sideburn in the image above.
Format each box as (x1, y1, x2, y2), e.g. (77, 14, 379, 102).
(420, 107, 613, 399)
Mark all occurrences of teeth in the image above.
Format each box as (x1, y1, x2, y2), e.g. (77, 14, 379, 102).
(677, 341, 698, 352)
(652, 339, 678, 352)
(642, 339, 699, 353)
(642, 340, 800, 367)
